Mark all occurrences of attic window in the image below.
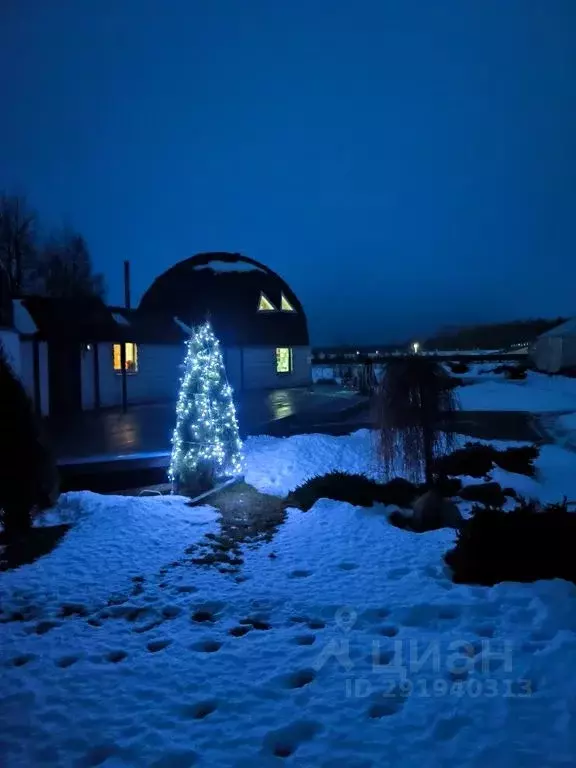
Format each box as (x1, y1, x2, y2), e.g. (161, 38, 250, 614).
(113, 343, 139, 373)
(281, 293, 296, 312)
(258, 292, 277, 312)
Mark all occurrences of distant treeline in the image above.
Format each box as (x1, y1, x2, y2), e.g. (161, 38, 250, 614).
(425, 318, 567, 351)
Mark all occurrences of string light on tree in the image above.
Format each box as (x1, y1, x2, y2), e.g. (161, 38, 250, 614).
(169, 320, 243, 494)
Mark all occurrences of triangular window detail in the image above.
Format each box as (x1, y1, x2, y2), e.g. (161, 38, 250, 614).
(258, 292, 277, 311)
(281, 293, 296, 312)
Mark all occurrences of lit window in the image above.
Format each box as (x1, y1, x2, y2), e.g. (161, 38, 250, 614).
(276, 347, 293, 374)
(280, 293, 296, 312)
(113, 343, 139, 373)
(258, 292, 277, 311)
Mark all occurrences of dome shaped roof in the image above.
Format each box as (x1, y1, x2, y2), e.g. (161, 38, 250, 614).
(138, 252, 309, 346)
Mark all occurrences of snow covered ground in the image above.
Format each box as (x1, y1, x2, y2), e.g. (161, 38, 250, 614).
(458, 371, 576, 413)
(3, 426, 576, 766)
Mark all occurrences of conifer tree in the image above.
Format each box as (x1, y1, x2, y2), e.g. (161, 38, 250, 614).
(169, 321, 243, 494)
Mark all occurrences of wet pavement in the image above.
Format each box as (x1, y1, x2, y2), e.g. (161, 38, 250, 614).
(49, 386, 366, 463)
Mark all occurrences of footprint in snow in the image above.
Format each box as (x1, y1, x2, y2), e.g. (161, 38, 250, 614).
(191, 639, 222, 653)
(338, 562, 359, 571)
(147, 639, 172, 653)
(294, 634, 316, 646)
(59, 603, 89, 618)
(262, 720, 322, 759)
(9, 653, 37, 668)
(367, 685, 409, 719)
(106, 650, 128, 664)
(283, 668, 316, 689)
(289, 570, 313, 579)
(31, 620, 61, 636)
(229, 625, 251, 637)
(181, 700, 218, 720)
(378, 624, 399, 637)
(387, 566, 410, 580)
(433, 715, 473, 740)
(240, 616, 271, 631)
(55, 655, 80, 668)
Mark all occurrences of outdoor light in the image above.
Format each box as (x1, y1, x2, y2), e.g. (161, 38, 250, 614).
(412, 341, 420, 354)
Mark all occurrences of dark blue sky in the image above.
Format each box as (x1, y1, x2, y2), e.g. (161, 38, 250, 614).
(2, 1, 575, 344)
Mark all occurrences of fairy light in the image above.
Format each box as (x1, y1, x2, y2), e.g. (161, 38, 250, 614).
(168, 321, 244, 491)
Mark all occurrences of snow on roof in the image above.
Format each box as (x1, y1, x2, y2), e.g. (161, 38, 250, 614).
(540, 318, 576, 338)
(112, 312, 130, 326)
(193, 260, 266, 274)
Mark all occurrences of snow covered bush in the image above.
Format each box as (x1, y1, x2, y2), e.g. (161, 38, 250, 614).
(445, 498, 575, 586)
(458, 481, 507, 507)
(493, 363, 527, 380)
(287, 473, 419, 511)
(0, 343, 58, 539)
(447, 361, 470, 374)
(434, 442, 539, 479)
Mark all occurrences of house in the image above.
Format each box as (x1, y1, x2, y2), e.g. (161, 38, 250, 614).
(0, 252, 311, 416)
(531, 318, 576, 373)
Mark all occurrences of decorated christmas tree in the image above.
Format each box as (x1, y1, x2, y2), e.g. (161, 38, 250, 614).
(169, 321, 243, 494)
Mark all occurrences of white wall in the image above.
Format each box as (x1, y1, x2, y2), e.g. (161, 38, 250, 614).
(94, 343, 312, 408)
(97, 343, 184, 408)
(0, 329, 22, 376)
(242, 346, 311, 389)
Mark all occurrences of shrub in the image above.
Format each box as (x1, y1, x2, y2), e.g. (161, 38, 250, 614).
(287, 473, 422, 511)
(444, 498, 576, 586)
(494, 445, 538, 477)
(434, 442, 539, 479)
(447, 362, 469, 374)
(434, 443, 494, 478)
(459, 482, 507, 507)
(493, 364, 527, 380)
(0, 346, 59, 540)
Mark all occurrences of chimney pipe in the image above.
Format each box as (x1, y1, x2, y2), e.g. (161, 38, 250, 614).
(124, 260, 131, 309)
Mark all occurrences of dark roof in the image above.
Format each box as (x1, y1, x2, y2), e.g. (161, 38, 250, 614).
(21, 296, 130, 342)
(138, 252, 309, 346)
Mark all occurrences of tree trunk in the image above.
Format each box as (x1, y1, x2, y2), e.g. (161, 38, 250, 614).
(1, 503, 33, 541)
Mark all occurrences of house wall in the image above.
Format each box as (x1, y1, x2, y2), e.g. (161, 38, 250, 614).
(20, 340, 50, 415)
(27, 340, 312, 414)
(242, 346, 311, 389)
(531, 336, 576, 373)
(95, 343, 184, 408)
(0, 328, 22, 376)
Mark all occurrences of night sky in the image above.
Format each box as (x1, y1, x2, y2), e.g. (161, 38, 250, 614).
(2, 1, 575, 345)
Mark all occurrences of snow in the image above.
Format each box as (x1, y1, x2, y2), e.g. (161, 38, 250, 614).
(193, 260, 265, 273)
(3, 424, 576, 764)
(458, 372, 576, 412)
(559, 412, 576, 433)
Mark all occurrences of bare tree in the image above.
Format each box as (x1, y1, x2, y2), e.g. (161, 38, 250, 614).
(38, 230, 106, 299)
(0, 194, 38, 294)
(375, 357, 460, 485)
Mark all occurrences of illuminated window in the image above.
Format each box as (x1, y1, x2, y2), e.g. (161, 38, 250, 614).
(113, 343, 139, 373)
(280, 293, 296, 312)
(258, 292, 277, 311)
(276, 347, 293, 374)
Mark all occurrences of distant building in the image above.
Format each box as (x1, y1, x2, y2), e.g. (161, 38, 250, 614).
(0, 252, 311, 416)
(531, 318, 576, 373)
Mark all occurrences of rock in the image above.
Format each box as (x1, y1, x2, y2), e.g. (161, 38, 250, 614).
(411, 490, 463, 532)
